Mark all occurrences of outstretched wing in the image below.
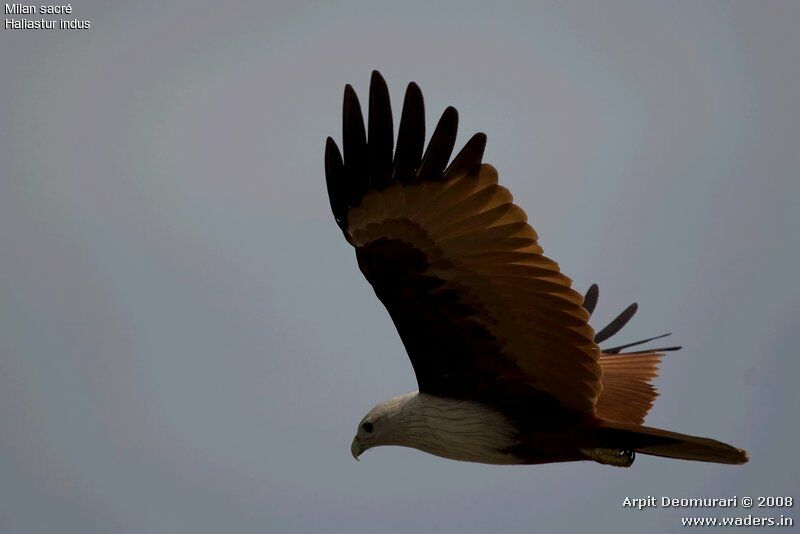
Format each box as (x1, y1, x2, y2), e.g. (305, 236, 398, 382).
(325, 71, 602, 415)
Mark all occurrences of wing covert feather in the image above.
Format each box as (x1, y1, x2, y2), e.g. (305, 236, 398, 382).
(348, 164, 602, 414)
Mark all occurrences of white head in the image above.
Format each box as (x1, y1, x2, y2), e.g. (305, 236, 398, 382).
(350, 392, 418, 460)
(349, 391, 519, 464)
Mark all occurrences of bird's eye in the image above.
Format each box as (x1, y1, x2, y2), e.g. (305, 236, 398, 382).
(361, 422, 374, 433)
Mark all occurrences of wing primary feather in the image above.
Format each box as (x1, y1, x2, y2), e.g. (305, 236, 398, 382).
(417, 106, 458, 182)
(343, 84, 368, 207)
(327, 75, 614, 416)
(583, 284, 599, 316)
(444, 132, 487, 179)
(614, 346, 682, 355)
(603, 333, 673, 354)
(594, 303, 638, 343)
(394, 82, 425, 183)
(368, 71, 394, 190)
(324, 137, 347, 231)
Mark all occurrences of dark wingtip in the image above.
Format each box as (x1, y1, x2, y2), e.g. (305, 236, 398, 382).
(594, 302, 638, 343)
(444, 132, 487, 179)
(602, 332, 675, 354)
(342, 82, 367, 200)
(343, 84, 362, 125)
(369, 71, 388, 100)
(394, 82, 426, 181)
(324, 137, 346, 230)
(583, 284, 599, 315)
(442, 105, 459, 122)
(343, 84, 363, 125)
(325, 136, 342, 165)
(371, 69, 385, 83)
(368, 70, 393, 190)
(417, 106, 459, 182)
(616, 346, 682, 355)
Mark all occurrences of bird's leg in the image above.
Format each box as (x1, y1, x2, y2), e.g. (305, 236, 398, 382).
(580, 448, 635, 467)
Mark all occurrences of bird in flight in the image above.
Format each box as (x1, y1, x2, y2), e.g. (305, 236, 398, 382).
(324, 71, 748, 467)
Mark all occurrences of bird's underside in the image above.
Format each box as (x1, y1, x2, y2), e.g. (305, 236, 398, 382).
(326, 71, 748, 468)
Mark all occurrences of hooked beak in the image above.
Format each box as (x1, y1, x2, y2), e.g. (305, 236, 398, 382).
(351, 436, 363, 461)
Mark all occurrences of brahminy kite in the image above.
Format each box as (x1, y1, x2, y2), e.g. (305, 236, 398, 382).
(324, 71, 747, 467)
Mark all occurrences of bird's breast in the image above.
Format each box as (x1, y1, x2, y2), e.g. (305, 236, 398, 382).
(402, 393, 521, 464)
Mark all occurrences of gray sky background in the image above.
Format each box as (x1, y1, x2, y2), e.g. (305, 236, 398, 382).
(1, 1, 798, 532)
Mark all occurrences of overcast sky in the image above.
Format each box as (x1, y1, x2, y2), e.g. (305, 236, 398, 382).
(1, 1, 798, 532)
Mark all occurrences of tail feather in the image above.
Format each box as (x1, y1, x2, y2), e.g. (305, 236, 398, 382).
(596, 423, 749, 465)
(584, 284, 747, 465)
